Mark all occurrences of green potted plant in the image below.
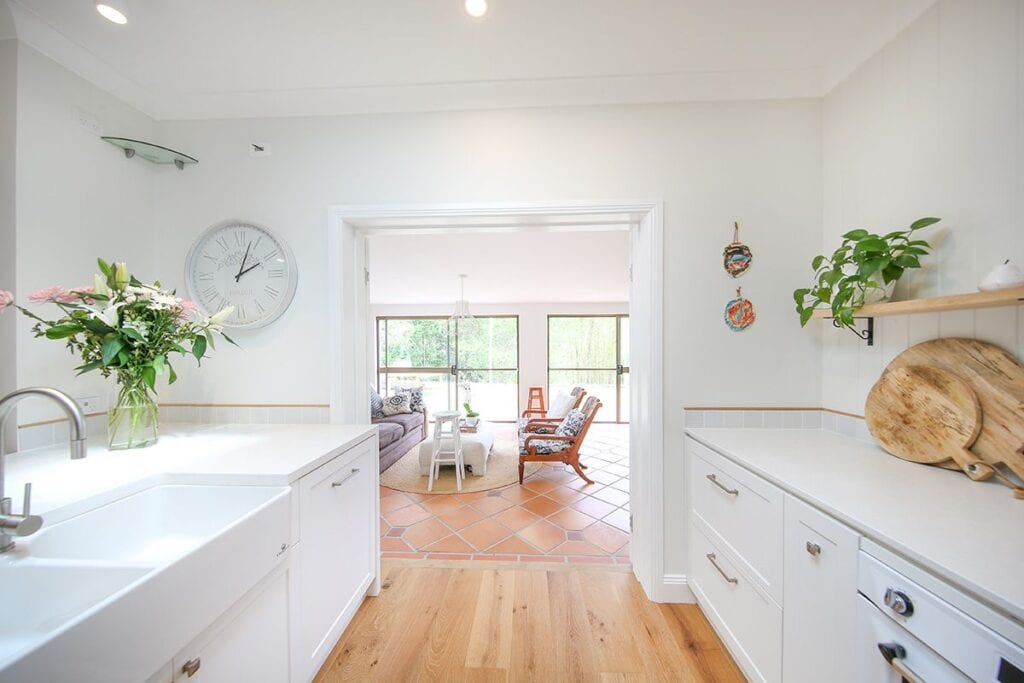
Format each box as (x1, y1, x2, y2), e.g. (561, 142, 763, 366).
(794, 217, 939, 329)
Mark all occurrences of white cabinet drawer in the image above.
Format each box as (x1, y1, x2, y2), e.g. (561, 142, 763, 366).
(782, 494, 859, 683)
(687, 437, 783, 601)
(689, 523, 782, 683)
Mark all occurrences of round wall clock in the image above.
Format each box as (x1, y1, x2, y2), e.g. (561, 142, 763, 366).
(185, 220, 298, 329)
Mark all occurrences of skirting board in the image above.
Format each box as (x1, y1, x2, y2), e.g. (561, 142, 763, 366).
(656, 573, 694, 603)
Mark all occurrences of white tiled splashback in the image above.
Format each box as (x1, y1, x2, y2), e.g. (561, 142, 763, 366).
(683, 408, 875, 444)
(16, 404, 330, 451)
(821, 305, 1024, 416)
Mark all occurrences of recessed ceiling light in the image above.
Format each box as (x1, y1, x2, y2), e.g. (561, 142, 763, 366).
(96, 2, 128, 24)
(464, 0, 487, 18)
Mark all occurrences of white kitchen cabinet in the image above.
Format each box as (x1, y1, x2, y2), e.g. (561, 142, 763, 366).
(290, 438, 379, 681)
(782, 494, 859, 683)
(171, 567, 291, 682)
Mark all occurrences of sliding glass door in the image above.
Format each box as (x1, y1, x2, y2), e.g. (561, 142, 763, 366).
(548, 315, 630, 423)
(376, 316, 519, 420)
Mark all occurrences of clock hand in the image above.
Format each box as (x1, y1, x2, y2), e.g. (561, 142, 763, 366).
(236, 261, 263, 279)
(234, 242, 252, 282)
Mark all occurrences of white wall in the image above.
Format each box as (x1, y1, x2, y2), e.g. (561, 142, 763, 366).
(0, 38, 16, 444)
(821, 0, 1024, 415)
(14, 43, 157, 424)
(370, 301, 629, 415)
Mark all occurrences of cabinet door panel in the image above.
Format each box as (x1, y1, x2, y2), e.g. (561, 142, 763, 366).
(293, 440, 377, 679)
(782, 494, 859, 683)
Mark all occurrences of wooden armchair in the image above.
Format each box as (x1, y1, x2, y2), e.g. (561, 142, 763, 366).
(519, 386, 586, 432)
(519, 397, 602, 485)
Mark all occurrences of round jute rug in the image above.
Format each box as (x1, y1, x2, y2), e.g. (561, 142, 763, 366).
(380, 440, 542, 495)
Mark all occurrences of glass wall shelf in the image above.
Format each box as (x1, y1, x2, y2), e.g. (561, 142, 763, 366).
(101, 137, 198, 169)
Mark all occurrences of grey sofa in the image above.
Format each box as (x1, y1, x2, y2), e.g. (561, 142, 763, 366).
(373, 408, 427, 472)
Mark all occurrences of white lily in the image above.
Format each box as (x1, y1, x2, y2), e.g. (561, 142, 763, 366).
(93, 273, 109, 297)
(207, 305, 235, 327)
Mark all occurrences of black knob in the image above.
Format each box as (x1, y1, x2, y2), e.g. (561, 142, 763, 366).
(878, 641, 907, 664)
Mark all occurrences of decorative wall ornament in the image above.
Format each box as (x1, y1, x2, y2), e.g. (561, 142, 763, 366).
(723, 221, 753, 277)
(724, 287, 756, 331)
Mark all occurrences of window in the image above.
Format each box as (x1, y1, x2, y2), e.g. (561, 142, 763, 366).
(548, 315, 629, 423)
(376, 316, 519, 420)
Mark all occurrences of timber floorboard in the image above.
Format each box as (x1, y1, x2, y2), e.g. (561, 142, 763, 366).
(315, 561, 744, 682)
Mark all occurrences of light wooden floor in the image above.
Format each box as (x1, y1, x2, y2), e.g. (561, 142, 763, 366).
(315, 561, 744, 682)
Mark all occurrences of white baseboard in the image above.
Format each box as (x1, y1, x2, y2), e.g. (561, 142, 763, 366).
(654, 573, 695, 603)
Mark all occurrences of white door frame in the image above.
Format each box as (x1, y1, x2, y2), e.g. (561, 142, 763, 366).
(326, 200, 667, 601)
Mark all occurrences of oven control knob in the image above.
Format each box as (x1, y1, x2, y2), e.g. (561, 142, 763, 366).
(884, 587, 914, 616)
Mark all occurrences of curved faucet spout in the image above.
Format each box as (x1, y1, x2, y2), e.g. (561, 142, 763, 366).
(0, 387, 88, 459)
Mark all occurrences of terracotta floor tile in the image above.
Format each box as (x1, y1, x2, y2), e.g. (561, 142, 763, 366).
(521, 495, 562, 518)
(381, 537, 412, 552)
(452, 490, 490, 502)
(522, 477, 560, 494)
(615, 541, 631, 557)
(498, 486, 539, 504)
(603, 508, 631, 533)
(583, 522, 630, 553)
(545, 486, 587, 506)
(381, 552, 426, 560)
(567, 555, 617, 564)
(380, 517, 391, 538)
(386, 527, 406, 537)
(471, 554, 517, 562)
(562, 478, 605, 493)
(380, 492, 416, 513)
(380, 486, 400, 497)
(487, 536, 543, 555)
(470, 495, 515, 516)
(423, 534, 476, 554)
(420, 495, 465, 515)
(383, 504, 432, 527)
(614, 557, 633, 565)
(459, 519, 512, 551)
(547, 507, 598, 531)
(403, 492, 431, 502)
(492, 505, 541, 531)
(439, 505, 485, 531)
(571, 496, 617, 520)
(520, 555, 566, 563)
(518, 519, 566, 553)
(426, 553, 473, 561)
(403, 518, 451, 550)
(591, 486, 630, 507)
(552, 540, 606, 556)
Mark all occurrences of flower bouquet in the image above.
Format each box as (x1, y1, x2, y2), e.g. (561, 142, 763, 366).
(0, 259, 235, 449)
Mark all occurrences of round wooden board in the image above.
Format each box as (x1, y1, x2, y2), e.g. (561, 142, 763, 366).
(885, 338, 1024, 481)
(866, 365, 982, 465)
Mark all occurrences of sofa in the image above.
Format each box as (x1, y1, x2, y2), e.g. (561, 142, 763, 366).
(373, 406, 428, 473)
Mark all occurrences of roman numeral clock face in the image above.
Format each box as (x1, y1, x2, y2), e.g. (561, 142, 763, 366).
(185, 222, 298, 329)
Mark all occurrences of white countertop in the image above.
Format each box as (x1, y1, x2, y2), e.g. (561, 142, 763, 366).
(4, 423, 377, 523)
(685, 428, 1024, 626)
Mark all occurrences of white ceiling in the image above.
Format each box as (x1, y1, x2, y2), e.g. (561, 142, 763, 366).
(367, 230, 630, 304)
(6, 0, 935, 120)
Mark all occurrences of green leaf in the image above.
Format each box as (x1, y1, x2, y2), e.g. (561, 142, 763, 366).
(895, 254, 921, 269)
(793, 288, 811, 304)
(815, 287, 832, 304)
(102, 336, 125, 365)
(854, 237, 887, 254)
(900, 246, 929, 256)
(811, 255, 826, 270)
(221, 332, 239, 348)
(842, 229, 869, 240)
(142, 365, 157, 390)
(204, 329, 216, 351)
(909, 217, 940, 230)
(153, 354, 166, 376)
(121, 326, 145, 342)
(75, 360, 104, 375)
(44, 324, 81, 339)
(799, 308, 814, 327)
(80, 318, 114, 335)
(168, 363, 178, 385)
(192, 334, 207, 362)
(97, 258, 112, 277)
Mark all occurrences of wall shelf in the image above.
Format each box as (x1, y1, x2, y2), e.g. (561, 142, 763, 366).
(810, 286, 1024, 320)
(101, 137, 198, 170)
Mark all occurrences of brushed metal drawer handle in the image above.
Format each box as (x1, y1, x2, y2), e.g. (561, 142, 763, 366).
(331, 468, 360, 488)
(706, 553, 739, 585)
(706, 473, 739, 496)
(806, 541, 821, 556)
(182, 658, 201, 678)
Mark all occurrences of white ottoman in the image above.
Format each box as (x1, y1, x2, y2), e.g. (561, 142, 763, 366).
(419, 421, 495, 477)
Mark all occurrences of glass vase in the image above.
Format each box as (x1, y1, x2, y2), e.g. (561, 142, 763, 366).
(107, 382, 159, 450)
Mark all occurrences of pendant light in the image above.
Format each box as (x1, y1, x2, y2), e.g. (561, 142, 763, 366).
(96, 0, 129, 24)
(450, 274, 474, 323)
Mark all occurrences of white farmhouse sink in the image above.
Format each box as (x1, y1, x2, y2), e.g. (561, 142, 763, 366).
(0, 563, 148, 664)
(0, 483, 291, 680)
(27, 484, 288, 563)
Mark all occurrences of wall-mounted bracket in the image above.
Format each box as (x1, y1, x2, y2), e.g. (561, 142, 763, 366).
(832, 316, 874, 346)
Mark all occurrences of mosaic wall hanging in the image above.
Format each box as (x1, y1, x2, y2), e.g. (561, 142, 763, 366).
(724, 287, 756, 331)
(723, 221, 753, 277)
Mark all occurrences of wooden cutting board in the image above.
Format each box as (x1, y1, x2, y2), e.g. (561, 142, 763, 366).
(885, 338, 1024, 482)
(865, 365, 994, 480)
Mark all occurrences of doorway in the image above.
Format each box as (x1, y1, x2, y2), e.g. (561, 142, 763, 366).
(548, 314, 630, 423)
(327, 201, 665, 600)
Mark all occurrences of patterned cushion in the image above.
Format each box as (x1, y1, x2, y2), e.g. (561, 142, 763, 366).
(370, 385, 385, 418)
(396, 384, 425, 413)
(381, 392, 412, 416)
(517, 417, 554, 434)
(555, 409, 586, 437)
(519, 433, 571, 455)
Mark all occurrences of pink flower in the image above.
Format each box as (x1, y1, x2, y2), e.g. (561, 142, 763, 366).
(70, 285, 96, 304)
(27, 286, 75, 304)
(176, 299, 198, 321)
(0, 290, 12, 313)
